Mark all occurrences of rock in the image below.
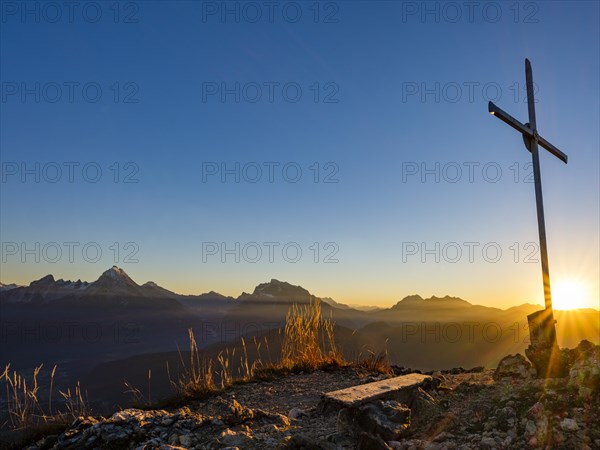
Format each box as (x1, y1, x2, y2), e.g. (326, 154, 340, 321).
(179, 434, 193, 446)
(568, 343, 600, 395)
(218, 398, 255, 425)
(480, 436, 497, 449)
(322, 373, 431, 410)
(528, 401, 544, 419)
(26, 344, 600, 450)
(432, 431, 454, 442)
(70, 416, 100, 429)
(409, 388, 442, 428)
(483, 417, 496, 432)
(494, 354, 534, 380)
(535, 415, 549, 442)
(288, 407, 308, 420)
(339, 400, 411, 442)
(578, 386, 594, 399)
(560, 418, 579, 432)
(356, 431, 392, 450)
(525, 420, 537, 437)
(391, 366, 414, 376)
(496, 406, 516, 430)
(162, 417, 175, 426)
(220, 428, 249, 447)
(253, 409, 290, 428)
(34, 434, 58, 448)
(422, 376, 442, 391)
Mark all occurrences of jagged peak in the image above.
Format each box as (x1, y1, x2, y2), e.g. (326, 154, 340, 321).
(395, 294, 424, 304)
(393, 294, 470, 308)
(29, 274, 55, 287)
(97, 266, 136, 282)
(248, 279, 311, 302)
(0, 282, 20, 291)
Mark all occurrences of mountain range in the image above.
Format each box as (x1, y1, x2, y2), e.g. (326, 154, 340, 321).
(0, 266, 536, 312)
(1, 266, 598, 409)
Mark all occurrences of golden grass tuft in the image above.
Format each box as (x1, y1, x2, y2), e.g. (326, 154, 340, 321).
(0, 364, 87, 432)
(163, 297, 346, 403)
(279, 297, 344, 372)
(353, 347, 393, 374)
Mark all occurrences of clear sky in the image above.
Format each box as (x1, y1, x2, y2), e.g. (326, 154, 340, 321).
(1, 1, 598, 310)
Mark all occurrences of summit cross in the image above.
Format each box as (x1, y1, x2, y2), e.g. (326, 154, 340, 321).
(488, 58, 568, 356)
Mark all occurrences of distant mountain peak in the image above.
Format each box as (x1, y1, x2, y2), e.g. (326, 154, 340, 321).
(321, 296, 351, 309)
(140, 280, 181, 299)
(83, 266, 142, 297)
(30, 274, 55, 287)
(101, 265, 131, 279)
(249, 279, 312, 303)
(97, 266, 136, 283)
(0, 282, 20, 292)
(392, 294, 470, 309)
(204, 290, 229, 297)
(398, 294, 424, 303)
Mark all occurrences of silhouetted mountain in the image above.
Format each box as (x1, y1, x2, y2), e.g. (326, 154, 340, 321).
(0, 282, 20, 292)
(238, 279, 313, 304)
(84, 266, 144, 297)
(2, 269, 598, 403)
(320, 297, 383, 312)
(391, 294, 471, 309)
(140, 281, 179, 298)
(1, 274, 90, 304)
(0, 266, 232, 308)
(321, 296, 351, 309)
(0, 267, 237, 382)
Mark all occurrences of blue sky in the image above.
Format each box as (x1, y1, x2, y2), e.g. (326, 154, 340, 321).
(1, 1, 598, 309)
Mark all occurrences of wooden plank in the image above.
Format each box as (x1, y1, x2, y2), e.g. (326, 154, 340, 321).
(322, 374, 431, 408)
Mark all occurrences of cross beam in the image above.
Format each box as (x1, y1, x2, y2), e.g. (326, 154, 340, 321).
(488, 102, 568, 164)
(488, 59, 568, 319)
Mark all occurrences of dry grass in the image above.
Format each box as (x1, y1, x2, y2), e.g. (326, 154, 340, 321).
(161, 297, 346, 404)
(353, 347, 393, 374)
(124, 369, 152, 407)
(167, 328, 218, 400)
(0, 364, 88, 432)
(4, 298, 389, 435)
(279, 296, 344, 372)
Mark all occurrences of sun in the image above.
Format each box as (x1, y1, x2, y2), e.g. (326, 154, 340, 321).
(552, 279, 589, 310)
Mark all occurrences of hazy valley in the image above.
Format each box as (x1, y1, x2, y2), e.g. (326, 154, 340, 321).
(1, 266, 598, 415)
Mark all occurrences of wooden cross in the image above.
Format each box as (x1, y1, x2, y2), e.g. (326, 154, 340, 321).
(488, 59, 568, 348)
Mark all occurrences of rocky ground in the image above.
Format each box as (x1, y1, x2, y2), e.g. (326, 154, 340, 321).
(20, 341, 600, 450)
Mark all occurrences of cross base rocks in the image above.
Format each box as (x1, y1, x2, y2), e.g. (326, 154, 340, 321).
(526, 309, 569, 378)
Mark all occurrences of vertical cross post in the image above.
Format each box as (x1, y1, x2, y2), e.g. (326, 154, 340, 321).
(488, 59, 568, 375)
(525, 59, 554, 314)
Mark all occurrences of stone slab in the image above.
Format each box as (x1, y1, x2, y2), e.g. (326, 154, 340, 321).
(322, 374, 431, 409)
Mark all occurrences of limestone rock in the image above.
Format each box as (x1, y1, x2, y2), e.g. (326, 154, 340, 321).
(568, 342, 600, 394)
(560, 418, 579, 432)
(288, 407, 308, 420)
(493, 354, 535, 380)
(339, 400, 411, 442)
